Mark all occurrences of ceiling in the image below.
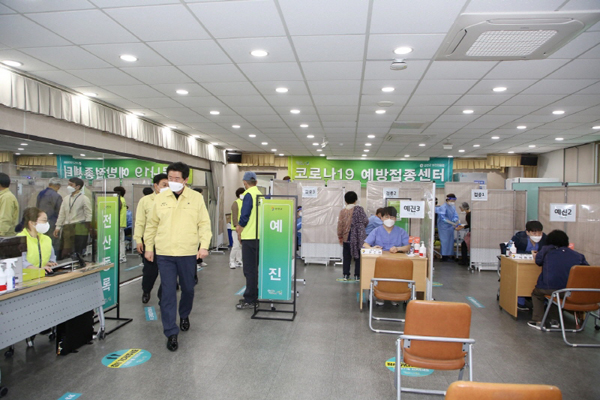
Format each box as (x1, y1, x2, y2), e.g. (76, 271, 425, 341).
(0, 134, 124, 160)
(1, 0, 599, 160)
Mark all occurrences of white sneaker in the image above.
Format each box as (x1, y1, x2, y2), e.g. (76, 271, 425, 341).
(236, 262, 243, 267)
(200, 262, 207, 267)
(391, 302, 400, 306)
(229, 263, 236, 269)
(375, 300, 384, 306)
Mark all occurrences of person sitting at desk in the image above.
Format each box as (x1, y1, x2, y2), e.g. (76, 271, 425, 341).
(16, 207, 57, 274)
(365, 207, 384, 236)
(528, 229, 588, 330)
(363, 206, 410, 253)
(511, 220, 547, 254)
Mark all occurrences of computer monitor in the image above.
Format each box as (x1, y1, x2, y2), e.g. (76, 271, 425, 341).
(0, 236, 26, 259)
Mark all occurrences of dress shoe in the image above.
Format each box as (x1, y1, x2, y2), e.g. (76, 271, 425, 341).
(142, 292, 150, 304)
(180, 317, 190, 331)
(167, 335, 178, 351)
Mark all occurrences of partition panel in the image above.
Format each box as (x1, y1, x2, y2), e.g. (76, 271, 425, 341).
(565, 186, 600, 266)
(514, 191, 527, 232)
(538, 187, 568, 235)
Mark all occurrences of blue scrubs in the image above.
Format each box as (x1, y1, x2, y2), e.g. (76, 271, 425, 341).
(436, 203, 459, 256)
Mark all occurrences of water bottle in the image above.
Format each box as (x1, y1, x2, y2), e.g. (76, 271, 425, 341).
(419, 244, 426, 258)
(0, 266, 6, 293)
(510, 242, 517, 257)
(506, 241, 512, 257)
(6, 263, 15, 291)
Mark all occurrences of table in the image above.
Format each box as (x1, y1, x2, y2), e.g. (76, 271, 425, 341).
(0, 263, 114, 349)
(359, 252, 428, 310)
(499, 256, 541, 318)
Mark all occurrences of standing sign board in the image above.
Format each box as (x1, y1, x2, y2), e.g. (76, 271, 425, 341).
(97, 195, 119, 310)
(258, 198, 294, 301)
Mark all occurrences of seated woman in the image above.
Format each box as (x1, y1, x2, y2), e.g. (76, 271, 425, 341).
(17, 207, 57, 274)
(363, 206, 410, 253)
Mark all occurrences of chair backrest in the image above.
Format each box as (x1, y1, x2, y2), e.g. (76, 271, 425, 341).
(565, 265, 600, 305)
(500, 242, 507, 255)
(404, 300, 471, 361)
(445, 381, 562, 400)
(374, 257, 413, 294)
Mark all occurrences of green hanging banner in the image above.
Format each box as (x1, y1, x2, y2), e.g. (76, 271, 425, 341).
(258, 198, 294, 301)
(96, 195, 119, 310)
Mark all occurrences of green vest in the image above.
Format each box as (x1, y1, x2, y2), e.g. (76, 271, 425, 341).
(17, 229, 52, 268)
(119, 196, 127, 228)
(241, 186, 261, 240)
(235, 198, 243, 220)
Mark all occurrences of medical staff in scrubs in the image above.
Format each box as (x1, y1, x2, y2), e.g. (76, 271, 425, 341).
(436, 194, 459, 261)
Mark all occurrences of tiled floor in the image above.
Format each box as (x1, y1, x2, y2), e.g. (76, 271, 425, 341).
(1, 254, 598, 400)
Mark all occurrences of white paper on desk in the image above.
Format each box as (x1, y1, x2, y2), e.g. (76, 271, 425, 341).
(361, 248, 382, 255)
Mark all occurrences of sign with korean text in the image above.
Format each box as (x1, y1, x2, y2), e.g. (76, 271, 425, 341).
(383, 187, 399, 199)
(550, 203, 577, 222)
(399, 200, 425, 219)
(361, 248, 383, 255)
(471, 189, 488, 201)
(289, 156, 453, 188)
(97, 195, 119, 310)
(258, 198, 294, 301)
(302, 186, 318, 198)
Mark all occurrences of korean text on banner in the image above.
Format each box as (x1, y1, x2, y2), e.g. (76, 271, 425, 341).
(97, 195, 119, 310)
(258, 198, 294, 301)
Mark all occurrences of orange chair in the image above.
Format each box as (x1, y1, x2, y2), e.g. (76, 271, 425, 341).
(540, 265, 600, 347)
(445, 381, 562, 400)
(369, 258, 416, 334)
(396, 300, 474, 399)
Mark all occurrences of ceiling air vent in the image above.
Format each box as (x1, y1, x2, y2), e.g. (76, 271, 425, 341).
(436, 11, 600, 61)
(391, 121, 431, 130)
(385, 134, 433, 143)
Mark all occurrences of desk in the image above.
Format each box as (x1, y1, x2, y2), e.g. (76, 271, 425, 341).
(359, 252, 428, 310)
(0, 263, 113, 349)
(499, 256, 541, 318)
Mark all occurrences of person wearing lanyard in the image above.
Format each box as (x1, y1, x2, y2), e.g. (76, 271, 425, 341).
(54, 177, 92, 260)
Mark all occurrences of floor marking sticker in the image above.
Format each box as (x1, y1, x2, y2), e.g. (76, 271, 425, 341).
(236, 286, 246, 296)
(432, 282, 443, 287)
(124, 264, 143, 271)
(386, 357, 434, 377)
(102, 349, 151, 369)
(466, 296, 485, 308)
(58, 394, 81, 400)
(144, 306, 157, 321)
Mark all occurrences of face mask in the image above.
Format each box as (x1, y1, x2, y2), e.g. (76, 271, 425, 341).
(530, 235, 542, 243)
(239, 195, 244, 200)
(168, 181, 184, 193)
(159, 187, 169, 193)
(67, 186, 76, 194)
(35, 222, 50, 234)
(383, 219, 395, 228)
(345, 204, 355, 210)
(448, 202, 455, 208)
(298, 211, 302, 217)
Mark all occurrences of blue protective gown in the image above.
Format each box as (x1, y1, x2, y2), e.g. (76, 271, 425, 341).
(436, 203, 459, 256)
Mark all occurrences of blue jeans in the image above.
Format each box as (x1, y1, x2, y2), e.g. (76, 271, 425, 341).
(156, 255, 196, 337)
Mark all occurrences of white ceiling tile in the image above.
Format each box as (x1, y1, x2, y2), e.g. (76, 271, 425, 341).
(485, 59, 570, 79)
(465, 0, 563, 12)
(91, 0, 180, 6)
(21, 46, 110, 70)
(302, 61, 363, 80)
(28, 10, 137, 44)
(360, 94, 409, 108)
(217, 95, 270, 108)
(305, 80, 360, 96)
(577, 81, 600, 94)
(293, 35, 365, 62)
(253, 80, 308, 96)
(320, 114, 357, 122)
(70, 86, 122, 99)
(147, 40, 230, 66)
(547, 59, 600, 79)
(413, 80, 478, 95)
(554, 94, 600, 107)
(425, 61, 497, 80)
(150, 83, 211, 97)
(179, 64, 248, 82)
(105, 5, 209, 41)
(0, 3, 16, 13)
(188, 0, 285, 39)
(175, 96, 226, 108)
(131, 97, 184, 109)
(105, 98, 143, 109)
(33, 70, 92, 87)
(502, 95, 564, 107)
(201, 82, 259, 96)
(218, 37, 295, 64)
(367, 34, 445, 60)
(67, 68, 142, 85)
(407, 94, 462, 106)
(454, 94, 512, 106)
(263, 95, 313, 107)
(313, 94, 359, 106)
(487, 106, 540, 115)
(82, 43, 170, 67)
(2, 0, 94, 12)
(371, 0, 466, 34)
(316, 106, 358, 115)
(120, 66, 193, 85)
(238, 62, 303, 81)
(549, 31, 600, 59)
(227, 107, 278, 116)
(469, 79, 537, 95)
(103, 84, 164, 98)
(279, 0, 368, 35)
(361, 80, 418, 95)
(0, 49, 57, 71)
(364, 60, 429, 80)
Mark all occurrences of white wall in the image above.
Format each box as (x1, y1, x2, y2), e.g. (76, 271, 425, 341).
(538, 144, 597, 183)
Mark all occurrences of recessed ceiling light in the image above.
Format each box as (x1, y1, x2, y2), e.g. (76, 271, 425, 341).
(80, 154, 86, 157)
(210, 110, 220, 115)
(419, 143, 426, 147)
(261, 142, 268, 145)
(120, 54, 137, 62)
(312, 143, 319, 146)
(364, 149, 369, 152)
(361, 154, 367, 157)
(17, 148, 24, 151)
(552, 110, 565, 115)
(232, 125, 240, 129)
(2, 60, 22, 67)
(211, 142, 219, 146)
(458, 150, 465, 153)
(555, 137, 564, 141)
(14, 153, 20, 155)
(320, 154, 326, 157)
(176, 89, 189, 95)
(492, 86, 507, 92)
(529, 145, 536, 148)
(49, 153, 54, 155)
(250, 49, 268, 57)
(275, 87, 288, 93)
(473, 144, 480, 147)
(271, 149, 277, 152)
(133, 112, 145, 116)
(300, 124, 309, 128)
(517, 125, 527, 129)
(508, 151, 515, 154)
(20, 143, 28, 146)
(316, 149, 322, 152)
(290, 109, 300, 114)
(448, 155, 453, 158)
(307, 135, 314, 139)
(593, 126, 600, 129)
(368, 134, 375, 139)
(462, 109, 474, 114)
(83, 92, 97, 97)
(394, 46, 413, 55)
(491, 136, 500, 140)
(365, 143, 372, 146)
(279, 153, 284, 156)
(375, 109, 386, 114)
(404, 154, 410, 157)
(249, 134, 256, 138)
(381, 87, 395, 92)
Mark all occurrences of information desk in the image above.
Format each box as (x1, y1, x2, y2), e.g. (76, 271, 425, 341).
(359, 252, 428, 310)
(0, 263, 113, 349)
(499, 256, 541, 319)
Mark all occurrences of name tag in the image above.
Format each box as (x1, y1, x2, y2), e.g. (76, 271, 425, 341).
(361, 248, 382, 255)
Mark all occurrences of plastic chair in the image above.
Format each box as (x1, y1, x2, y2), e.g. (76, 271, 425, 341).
(369, 258, 415, 334)
(540, 265, 600, 347)
(445, 381, 562, 400)
(396, 300, 475, 399)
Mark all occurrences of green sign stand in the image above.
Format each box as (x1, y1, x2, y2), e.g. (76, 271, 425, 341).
(252, 195, 297, 322)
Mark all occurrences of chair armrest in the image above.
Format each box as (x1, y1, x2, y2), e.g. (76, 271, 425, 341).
(371, 278, 416, 284)
(551, 288, 600, 296)
(400, 334, 475, 344)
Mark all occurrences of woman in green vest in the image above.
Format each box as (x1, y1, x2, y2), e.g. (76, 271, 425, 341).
(17, 207, 57, 273)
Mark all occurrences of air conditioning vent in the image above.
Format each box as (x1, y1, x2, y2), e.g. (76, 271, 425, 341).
(390, 121, 431, 130)
(436, 11, 600, 61)
(385, 134, 433, 142)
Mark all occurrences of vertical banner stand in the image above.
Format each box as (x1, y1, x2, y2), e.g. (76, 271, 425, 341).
(210, 187, 228, 254)
(96, 193, 132, 336)
(252, 195, 298, 321)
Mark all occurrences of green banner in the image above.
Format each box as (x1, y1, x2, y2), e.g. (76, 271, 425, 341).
(57, 155, 192, 181)
(97, 195, 119, 310)
(258, 198, 294, 301)
(289, 157, 452, 187)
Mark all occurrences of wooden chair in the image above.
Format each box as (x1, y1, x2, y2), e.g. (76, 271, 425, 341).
(540, 265, 600, 347)
(445, 381, 562, 400)
(396, 300, 474, 399)
(369, 257, 415, 335)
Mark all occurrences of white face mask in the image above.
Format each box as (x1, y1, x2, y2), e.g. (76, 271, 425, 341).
(298, 211, 302, 217)
(448, 202, 455, 208)
(383, 219, 395, 228)
(239, 195, 244, 200)
(35, 222, 50, 234)
(159, 187, 169, 193)
(168, 181, 184, 193)
(346, 204, 355, 210)
(530, 235, 542, 243)
(67, 186, 76, 194)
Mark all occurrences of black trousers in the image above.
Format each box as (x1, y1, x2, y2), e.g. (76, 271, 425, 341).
(241, 239, 259, 304)
(141, 249, 159, 294)
(343, 242, 360, 277)
(461, 240, 469, 264)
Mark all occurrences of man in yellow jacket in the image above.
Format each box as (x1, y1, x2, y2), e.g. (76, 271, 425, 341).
(0, 173, 19, 237)
(144, 162, 211, 352)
